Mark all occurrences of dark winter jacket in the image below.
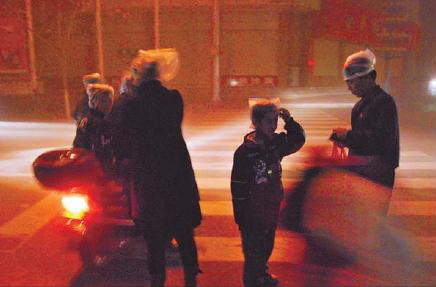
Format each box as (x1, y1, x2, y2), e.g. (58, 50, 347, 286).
(345, 86, 399, 168)
(111, 80, 201, 233)
(72, 108, 114, 175)
(231, 119, 305, 229)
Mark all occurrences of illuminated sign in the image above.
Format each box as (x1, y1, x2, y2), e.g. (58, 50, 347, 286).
(315, 0, 420, 51)
(223, 75, 278, 87)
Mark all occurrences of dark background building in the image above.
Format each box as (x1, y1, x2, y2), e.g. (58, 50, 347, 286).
(0, 0, 432, 120)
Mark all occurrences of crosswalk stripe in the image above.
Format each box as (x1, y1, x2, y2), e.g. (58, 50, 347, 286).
(196, 177, 296, 189)
(1, 108, 435, 266)
(297, 118, 345, 122)
(395, 178, 436, 189)
(398, 162, 436, 170)
(401, 151, 431, 157)
(195, 236, 306, 263)
(414, 236, 436, 261)
(388, 201, 436, 216)
(286, 103, 355, 109)
(200, 199, 436, 217)
(200, 201, 233, 216)
(0, 193, 61, 237)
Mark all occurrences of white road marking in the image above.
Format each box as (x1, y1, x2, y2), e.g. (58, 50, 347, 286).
(196, 236, 306, 263)
(388, 201, 436, 216)
(0, 193, 61, 237)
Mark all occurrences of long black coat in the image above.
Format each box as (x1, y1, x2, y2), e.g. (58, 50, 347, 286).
(111, 80, 201, 233)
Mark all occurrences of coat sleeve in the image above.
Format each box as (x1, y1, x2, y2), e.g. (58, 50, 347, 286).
(109, 97, 137, 165)
(230, 146, 251, 225)
(276, 118, 306, 158)
(72, 94, 89, 125)
(345, 96, 398, 154)
(72, 125, 90, 150)
(168, 90, 184, 128)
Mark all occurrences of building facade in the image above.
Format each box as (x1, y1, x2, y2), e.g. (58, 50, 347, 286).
(0, 0, 428, 119)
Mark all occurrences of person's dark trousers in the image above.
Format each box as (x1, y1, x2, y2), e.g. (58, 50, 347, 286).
(145, 228, 200, 287)
(240, 227, 277, 287)
(175, 228, 201, 287)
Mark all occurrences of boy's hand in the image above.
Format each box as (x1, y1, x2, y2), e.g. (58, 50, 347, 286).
(278, 108, 291, 122)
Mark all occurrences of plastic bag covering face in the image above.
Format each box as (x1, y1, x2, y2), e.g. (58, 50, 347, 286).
(343, 49, 376, 81)
(134, 48, 180, 82)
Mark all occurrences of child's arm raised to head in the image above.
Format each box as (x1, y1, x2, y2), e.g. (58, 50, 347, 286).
(276, 108, 306, 158)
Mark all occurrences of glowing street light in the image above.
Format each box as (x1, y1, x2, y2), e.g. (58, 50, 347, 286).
(429, 78, 436, 96)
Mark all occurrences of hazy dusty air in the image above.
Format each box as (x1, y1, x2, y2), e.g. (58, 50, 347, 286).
(0, 0, 435, 286)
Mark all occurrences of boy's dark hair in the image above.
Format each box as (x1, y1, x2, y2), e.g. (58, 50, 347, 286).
(251, 101, 278, 124)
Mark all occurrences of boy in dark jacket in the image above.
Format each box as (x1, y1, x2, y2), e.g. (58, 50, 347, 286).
(73, 84, 115, 175)
(231, 101, 305, 287)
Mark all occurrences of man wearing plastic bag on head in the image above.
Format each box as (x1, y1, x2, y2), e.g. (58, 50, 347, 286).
(329, 49, 399, 203)
(111, 49, 202, 287)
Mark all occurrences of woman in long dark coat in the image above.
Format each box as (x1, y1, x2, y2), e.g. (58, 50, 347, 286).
(111, 49, 201, 287)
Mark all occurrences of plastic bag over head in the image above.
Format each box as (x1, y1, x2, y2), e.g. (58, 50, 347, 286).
(343, 49, 376, 81)
(87, 83, 114, 110)
(131, 48, 180, 82)
(82, 72, 102, 87)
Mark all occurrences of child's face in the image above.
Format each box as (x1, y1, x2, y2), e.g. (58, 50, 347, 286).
(255, 110, 278, 140)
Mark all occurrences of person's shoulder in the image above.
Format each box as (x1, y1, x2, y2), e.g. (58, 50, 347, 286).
(115, 93, 139, 108)
(234, 133, 258, 157)
(233, 144, 250, 164)
(234, 137, 250, 156)
(374, 87, 396, 106)
(234, 142, 245, 154)
(168, 89, 182, 99)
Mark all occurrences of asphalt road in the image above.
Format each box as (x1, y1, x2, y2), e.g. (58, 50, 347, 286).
(0, 88, 435, 286)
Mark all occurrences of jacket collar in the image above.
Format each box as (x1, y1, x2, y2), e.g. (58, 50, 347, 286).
(243, 131, 273, 149)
